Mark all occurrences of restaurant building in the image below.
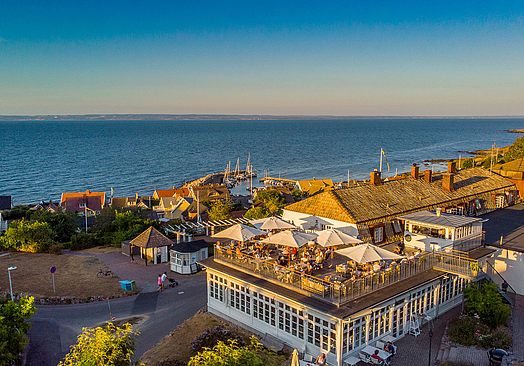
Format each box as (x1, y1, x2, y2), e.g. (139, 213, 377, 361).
(282, 164, 517, 245)
(202, 235, 492, 365)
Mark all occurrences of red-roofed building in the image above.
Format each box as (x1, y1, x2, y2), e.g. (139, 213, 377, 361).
(60, 190, 106, 217)
(152, 186, 191, 200)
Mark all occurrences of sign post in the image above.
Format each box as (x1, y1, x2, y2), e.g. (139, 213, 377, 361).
(50, 266, 56, 293)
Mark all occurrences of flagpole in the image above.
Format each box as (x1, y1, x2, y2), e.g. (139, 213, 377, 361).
(380, 149, 383, 173)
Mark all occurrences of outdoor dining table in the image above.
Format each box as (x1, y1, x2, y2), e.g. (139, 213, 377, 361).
(359, 345, 391, 361)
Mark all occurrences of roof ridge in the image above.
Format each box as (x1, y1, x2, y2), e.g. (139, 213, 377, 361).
(330, 190, 356, 223)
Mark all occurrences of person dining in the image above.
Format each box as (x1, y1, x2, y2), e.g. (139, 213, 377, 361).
(315, 353, 327, 365)
(315, 253, 324, 267)
(408, 251, 416, 261)
(384, 341, 395, 355)
(373, 261, 381, 273)
(306, 262, 314, 274)
(371, 350, 383, 363)
(393, 245, 402, 255)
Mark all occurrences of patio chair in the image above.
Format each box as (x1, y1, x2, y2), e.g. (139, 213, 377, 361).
(371, 357, 390, 365)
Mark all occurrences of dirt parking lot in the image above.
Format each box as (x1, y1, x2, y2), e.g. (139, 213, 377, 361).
(0, 252, 125, 299)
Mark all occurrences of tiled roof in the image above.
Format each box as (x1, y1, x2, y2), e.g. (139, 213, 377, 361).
(60, 190, 105, 212)
(397, 210, 482, 228)
(129, 226, 173, 248)
(285, 167, 515, 224)
(154, 188, 176, 198)
(494, 158, 524, 172)
(191, 185, 231, 201)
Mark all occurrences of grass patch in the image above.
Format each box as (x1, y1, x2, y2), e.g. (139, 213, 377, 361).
(139, 312, 289, 366)
(0, 252, 125, 299)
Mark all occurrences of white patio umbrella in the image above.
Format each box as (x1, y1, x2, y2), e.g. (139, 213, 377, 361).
(259, 216, 296, 230)
(291, 349, 300, 366)
(261, 230, 318, 248)
(316, 228, 362, 247)
(212, 224, 265, 242)
(337, 243, 403, 263)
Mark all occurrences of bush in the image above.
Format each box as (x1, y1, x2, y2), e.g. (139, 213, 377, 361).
(464, 282, 510, 328)
(461, 159, 475, 169)
(448, 315, 491, 346)
(48, 243, 64, 255)
(69, 232, 99, 251)
(478, 326, 512, 349)
(191, 325, 246, 353)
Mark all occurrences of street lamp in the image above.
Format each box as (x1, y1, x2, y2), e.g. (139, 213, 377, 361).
(428, 320, 434, 366)
(8, 266, 17, 301)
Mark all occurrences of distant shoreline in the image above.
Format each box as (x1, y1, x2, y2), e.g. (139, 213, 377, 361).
(1, 114, 524, 122)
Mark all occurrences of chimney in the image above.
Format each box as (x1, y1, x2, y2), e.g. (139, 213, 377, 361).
(86, 190, 90, 194)
(424, 170, 433, 183)
(135, 193, 139, 200)
(371, 169, 382, 186)
(442, 173, 455, 192)
(448, 161, 457, 173)
(436, 207, 442, 217)
(411, 164, 419, 179)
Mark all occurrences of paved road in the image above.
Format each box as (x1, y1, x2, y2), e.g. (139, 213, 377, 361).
(26, 269, 207, 366)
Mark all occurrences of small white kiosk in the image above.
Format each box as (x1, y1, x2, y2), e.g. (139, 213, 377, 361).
(170, 239, 209, 274)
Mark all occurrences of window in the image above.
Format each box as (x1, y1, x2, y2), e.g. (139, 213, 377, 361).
(392, 221, 402, 234)
(321, 224, 333, 230)
(79, 203, 86, 208)
(230, 282, 251, 315)
(495, 195, 506, 208)
(307, 315, 336, 354)
(373, 226, 384, 243)
(253, 293, 276, 326)
(209, 274, 225, 302)
(278, 302, 304, 339)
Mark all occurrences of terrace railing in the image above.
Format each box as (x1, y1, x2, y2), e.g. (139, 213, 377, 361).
(213, 246, 481, 307)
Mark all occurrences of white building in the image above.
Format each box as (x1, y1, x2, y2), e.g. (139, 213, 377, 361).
(202, 245, 489, 365)
(398, 210, 484, 252)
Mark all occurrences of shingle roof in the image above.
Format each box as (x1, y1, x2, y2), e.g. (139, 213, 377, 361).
(130, 226, 173, 248)
(154, 188, 176, 198)
(494, 158, 524, 172)
(60, 190, 106, 212)
(191, 185, 231, 201)
(397, 210, 482, 228)
(170, 239, 208, 253)
(285, 167, 515, 224)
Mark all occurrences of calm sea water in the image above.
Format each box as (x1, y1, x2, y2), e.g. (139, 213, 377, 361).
(1, 118, 523, 204)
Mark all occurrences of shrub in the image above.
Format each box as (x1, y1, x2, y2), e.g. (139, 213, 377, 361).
(464, 282, 510, 328)
(69, 232, 99, 251)
(478, 326, 512, 349)
(191, 325, 246, 353)
(461, 159, 475, 169)
(48, 243, 64, 255)
(448, 315, 490, 346)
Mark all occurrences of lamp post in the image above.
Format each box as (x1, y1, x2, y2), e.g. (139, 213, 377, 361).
(428, 320, 434, 366)
(8, 266, 17, 301)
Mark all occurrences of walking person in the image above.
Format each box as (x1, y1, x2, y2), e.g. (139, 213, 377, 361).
(161, 272, 168, 290)
(157, 274, 163, 291)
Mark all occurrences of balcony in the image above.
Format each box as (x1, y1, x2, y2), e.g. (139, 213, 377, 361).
(214, 245, 481, 307)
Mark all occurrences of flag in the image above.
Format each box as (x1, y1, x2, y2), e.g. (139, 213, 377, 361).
(381, 149, 390, 172)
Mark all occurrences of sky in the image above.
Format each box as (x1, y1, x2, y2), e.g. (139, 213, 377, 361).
(0, 0, 523, 116)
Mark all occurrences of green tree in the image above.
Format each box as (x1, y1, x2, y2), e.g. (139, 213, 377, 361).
(2, 206, 30, 221)
(244, 207, 270, 220)
(0, 219, 55, 252)
(464, 282, 511, 328)
(28, 211, 78, 243)
(188, 337, 263, 366)
(253, 190, 285, 216)
(208, 201, 232, 221)
(506, 135, 524, 162)
(0, 296, 37, 366)
(462, 158, 475, 169)
(95, 211, 162, 247)
(58, 322, 141, 366)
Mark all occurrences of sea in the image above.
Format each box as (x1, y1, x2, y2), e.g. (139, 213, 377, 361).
(1, 118, 523, 205)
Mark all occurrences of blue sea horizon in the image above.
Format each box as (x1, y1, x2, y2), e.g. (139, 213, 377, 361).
(1, 118, 523, 204)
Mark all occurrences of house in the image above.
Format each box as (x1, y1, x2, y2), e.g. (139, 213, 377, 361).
(182, 201, 209, 222)
(126, 226, 173, 264)
(295, 179, 334, 196)
(493, 158, 524, 197)
(112, 194, 152, 210)
(60, 190, 106, 217)
(201, 225, 492, 365)
(0, 211, 7, 232)
(28, 200, 61, 213)
(283, 163, 517, 245)
(190, 185, 231, 203)
(0, 196, 12, 211)
(155, 196, 192, 220)
(152, 187, 191, 200)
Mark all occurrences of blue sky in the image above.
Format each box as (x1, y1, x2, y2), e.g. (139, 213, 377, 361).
(1, 0, 523, 115)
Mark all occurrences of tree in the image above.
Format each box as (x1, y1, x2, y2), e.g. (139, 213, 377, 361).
(95, 211, 162, 247)
(244, 207, 270, 220)
(0, 219, 55, 252)
(28, 211, 78, 243)
(505, 135, 524, 162)
(0, 296, 37, 366)
(208, 201, 232, 221)
(464, 282, 510, 328)
(58, 322, 141, 366)
(1, 206, 30, 221)
(188, 337, 263, 366)
(462, 158, 475, 169)
(253, 190, 285, 216)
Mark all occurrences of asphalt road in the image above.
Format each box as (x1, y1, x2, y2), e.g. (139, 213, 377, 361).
(26, 272, 207, 366)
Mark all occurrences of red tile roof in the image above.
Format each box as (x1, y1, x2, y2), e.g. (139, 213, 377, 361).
(60, 190, 105, 212)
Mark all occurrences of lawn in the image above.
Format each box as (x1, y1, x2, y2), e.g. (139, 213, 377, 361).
(139, 312, 290, 366)
(0, 252, 126, 299)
